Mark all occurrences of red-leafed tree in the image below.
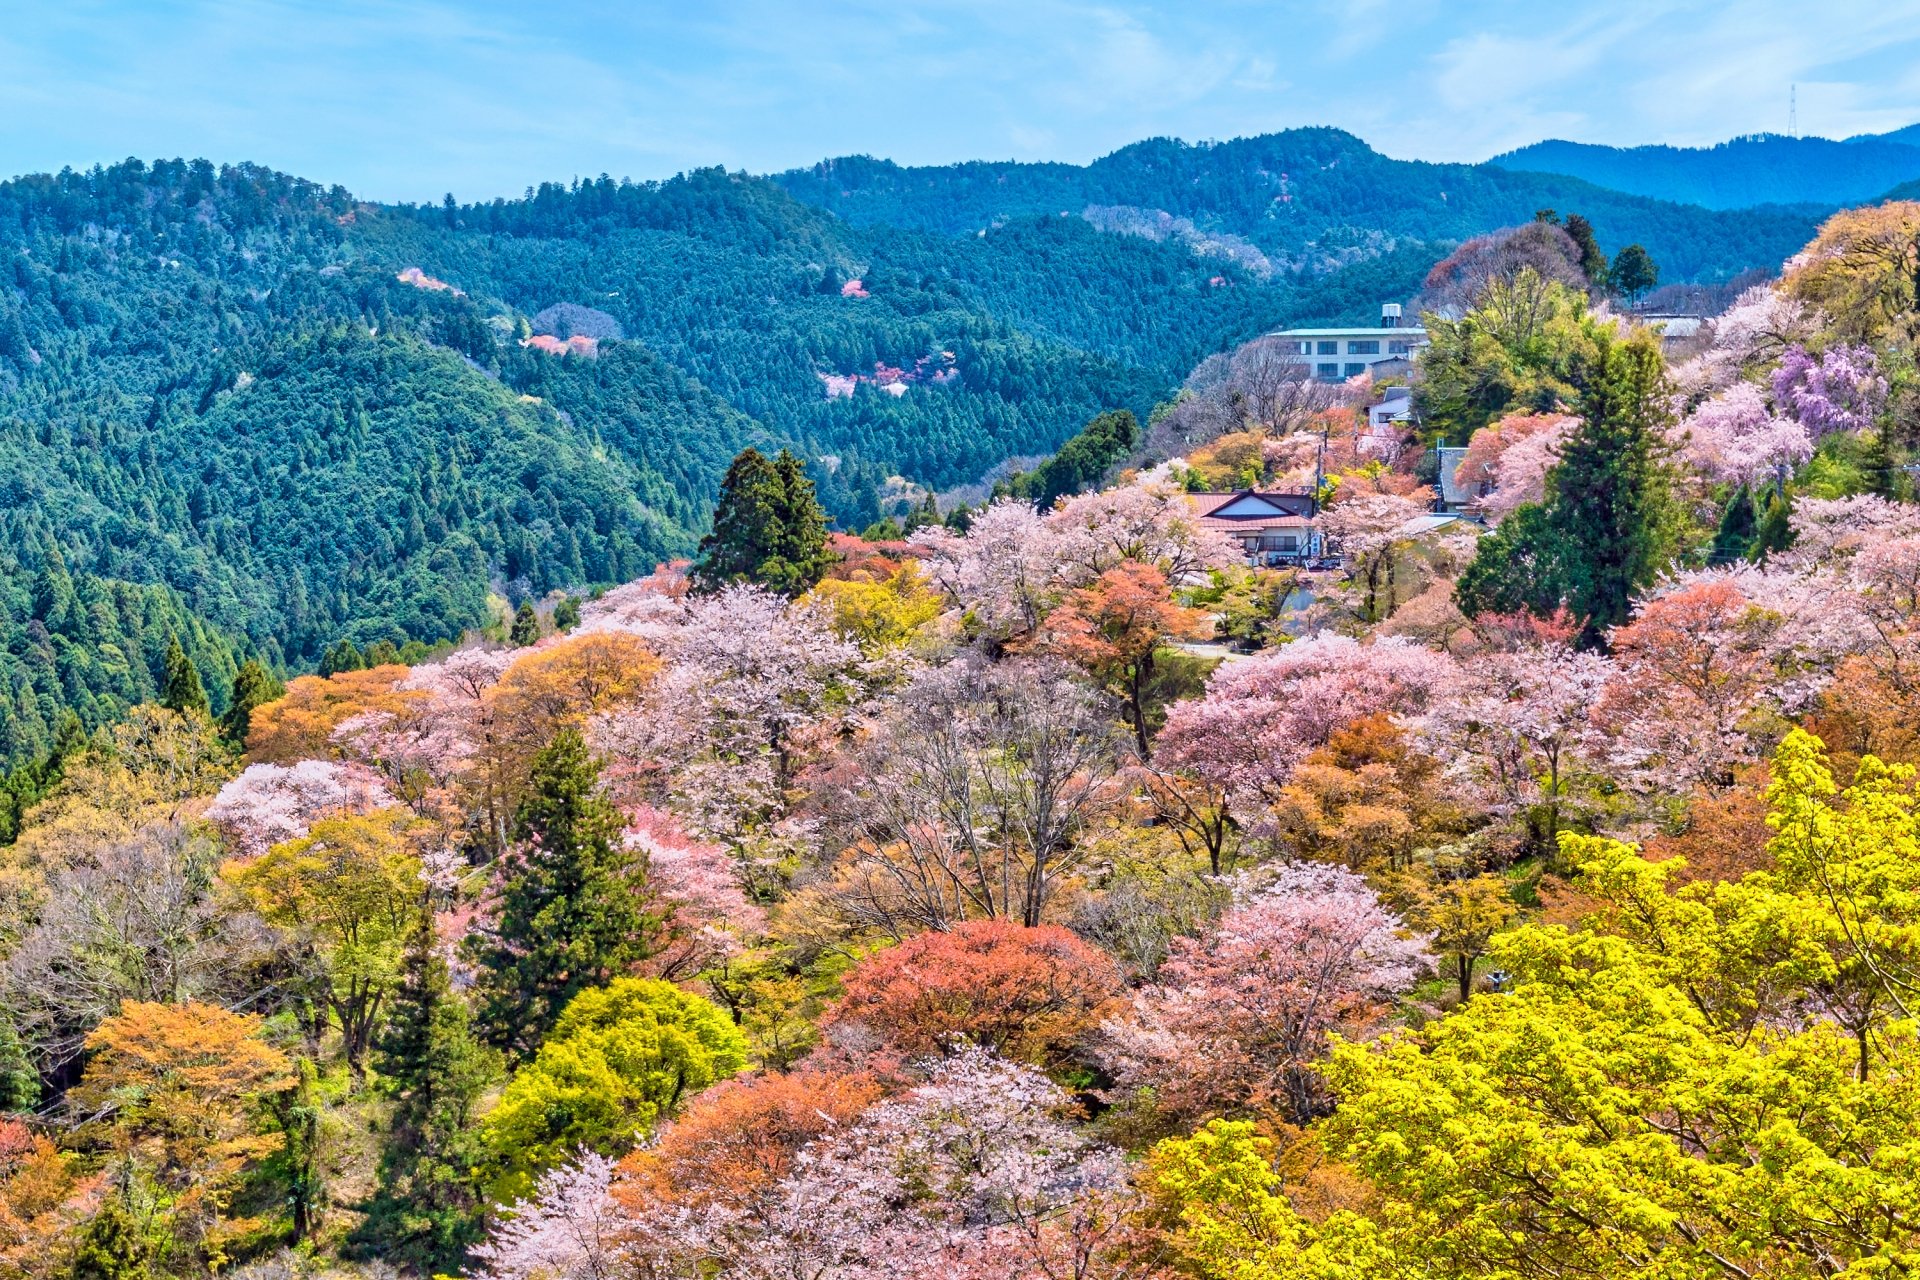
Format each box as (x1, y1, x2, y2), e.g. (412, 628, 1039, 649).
(1045, 562, 1210, 755)
(825, 920, 1123, 1070)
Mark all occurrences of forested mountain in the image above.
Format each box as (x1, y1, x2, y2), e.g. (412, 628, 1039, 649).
(774, 127, 1825, 278)
(1493, 131, 1920, 209)
(0, 135, 1834, 761)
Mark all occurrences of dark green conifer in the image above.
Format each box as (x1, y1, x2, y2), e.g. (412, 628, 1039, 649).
(219, 659, 283, 747)
(161, 637, 209, 718)
(1710, 487, 1759, 565)
(1753, 491, 1796, 564)
(693, 446, 830, 596)
(509, 602, 541, 647)
(354, 909, 498, 1271)
(467, 728, 659, 1054)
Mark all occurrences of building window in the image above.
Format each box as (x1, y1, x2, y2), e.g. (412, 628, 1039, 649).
(1317, 362, 1340, 380)
(1295, 340, 1311, 355)
(1388, 339, 1411, 354)
(1344, 362, 1366, 377)
(1347, 340, 1380, 355)
(1317, 340, 1338, 355)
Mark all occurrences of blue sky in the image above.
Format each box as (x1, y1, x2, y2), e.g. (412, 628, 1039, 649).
(3, 0, 1919, 202)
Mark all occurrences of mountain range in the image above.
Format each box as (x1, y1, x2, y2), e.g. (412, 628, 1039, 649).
(1492, 125, 1920, 210)
(0, 124, 1892, 762)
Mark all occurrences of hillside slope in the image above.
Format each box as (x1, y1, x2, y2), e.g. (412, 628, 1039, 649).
(0, 138, 1842, 762)
(774, 127, 1825, 279)
(1492, 133, 1920, 210)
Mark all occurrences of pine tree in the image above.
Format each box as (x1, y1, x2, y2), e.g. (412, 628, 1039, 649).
(766, 448, 830, 595)
(693, 447, 830, 596)
(692, 446, 784, 593)
(1455, 329, 1675, 646)
(1609, 244, 1660, 307)
(321, 638, 366, 677)
(0, 1011, 38, 1111)
(1546, 329, 1674, 645)
(1710, 486, 1759, 565)
(1754, 491, 1796, 563)
(219, 658, 283, 748)
(468, 728, 659, 1054)
(509, 601, 541, 647)
(355, 908, 499, 1272)
(161, 637, 209, 718)
(1564, 214, 1609, 288)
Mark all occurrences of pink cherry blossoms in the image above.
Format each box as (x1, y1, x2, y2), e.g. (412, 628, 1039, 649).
(1098, 862, 1428, 1125)
(1154, 634, 1460, 824)
(204, 760, 397, 857)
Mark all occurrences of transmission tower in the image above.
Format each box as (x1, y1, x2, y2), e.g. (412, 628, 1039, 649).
(1790, 84, 1797, 138)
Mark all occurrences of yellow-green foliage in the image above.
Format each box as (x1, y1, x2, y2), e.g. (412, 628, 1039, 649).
(805, 562, 944, 656)
(480, 977, 748, 1200)
(1149, 728, 1920, 1279)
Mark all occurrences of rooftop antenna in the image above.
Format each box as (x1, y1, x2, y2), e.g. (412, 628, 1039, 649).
(1790, 84, 1797, 138)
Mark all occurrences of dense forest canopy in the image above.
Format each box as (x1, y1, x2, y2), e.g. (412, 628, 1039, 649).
(0, 139, 1832, 763)
(1493, 131, 1920, 210)
(7, 132, 1920, 1280)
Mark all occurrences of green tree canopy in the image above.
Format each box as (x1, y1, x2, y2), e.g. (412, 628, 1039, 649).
(479, 977, 747, 1200)
(466, 727, 662, 1055)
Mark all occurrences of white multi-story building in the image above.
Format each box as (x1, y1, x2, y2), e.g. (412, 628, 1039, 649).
(1272, 303, 1428, 382)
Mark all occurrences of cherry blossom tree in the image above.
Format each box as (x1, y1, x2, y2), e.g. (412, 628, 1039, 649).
(1317, 492, 1428, 621)
(835, 657, 1122, 932)
(1783, 494, 1920, 569)
(621, 804, 764, 978)
(596, 586, 861, 840)
(470, 1152, 627, 1280)
(1671, 283, 1813, 396)
(913, 500, 1064, 647)
(643, 1045, 1139, 1280)
(1048, 482, 1240, 586)
(1598, 572, 1854, 791)
(1153, 635, 1459, 838)
(204, 760, 396, 857)
(1454, 413, 1576, 522)
(1099, 863, 1428, 1126)
(1677, 381, 1812, 488)
(1420, 637, 1613, 849)
(397, 646, 518, 848)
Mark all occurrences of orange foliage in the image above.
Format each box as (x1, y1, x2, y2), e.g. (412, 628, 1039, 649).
(614, 1070, 882, 1216)
(245, 665, 418, 763)
(490, 631, 661, 728)
(824, 920, 1123, 1069)
(822, 532, 921, 584)
(1804, 654, 1920, 775)
(1641, 767, 1775, 885)
(1045, 562, 1209, 753)
(73, 1001, 292, 1240)
(0, 1119, 98, 1274)
(1270, 714, 1463, 873)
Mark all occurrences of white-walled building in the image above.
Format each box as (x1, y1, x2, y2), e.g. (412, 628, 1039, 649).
(1272, 303, 1428, 382)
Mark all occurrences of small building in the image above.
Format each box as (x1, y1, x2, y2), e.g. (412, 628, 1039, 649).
(1189, 490, 1323, 565)
(1436, 445, 1490, 513)
(1271, 303, 1429, 383)
(1361, 385, 1415, 455)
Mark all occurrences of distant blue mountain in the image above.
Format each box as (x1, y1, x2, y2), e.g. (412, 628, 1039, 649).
(1491, 132, 1920, 210)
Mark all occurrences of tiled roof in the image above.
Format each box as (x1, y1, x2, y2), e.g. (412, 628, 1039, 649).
(1199, 513, 1313, 532)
